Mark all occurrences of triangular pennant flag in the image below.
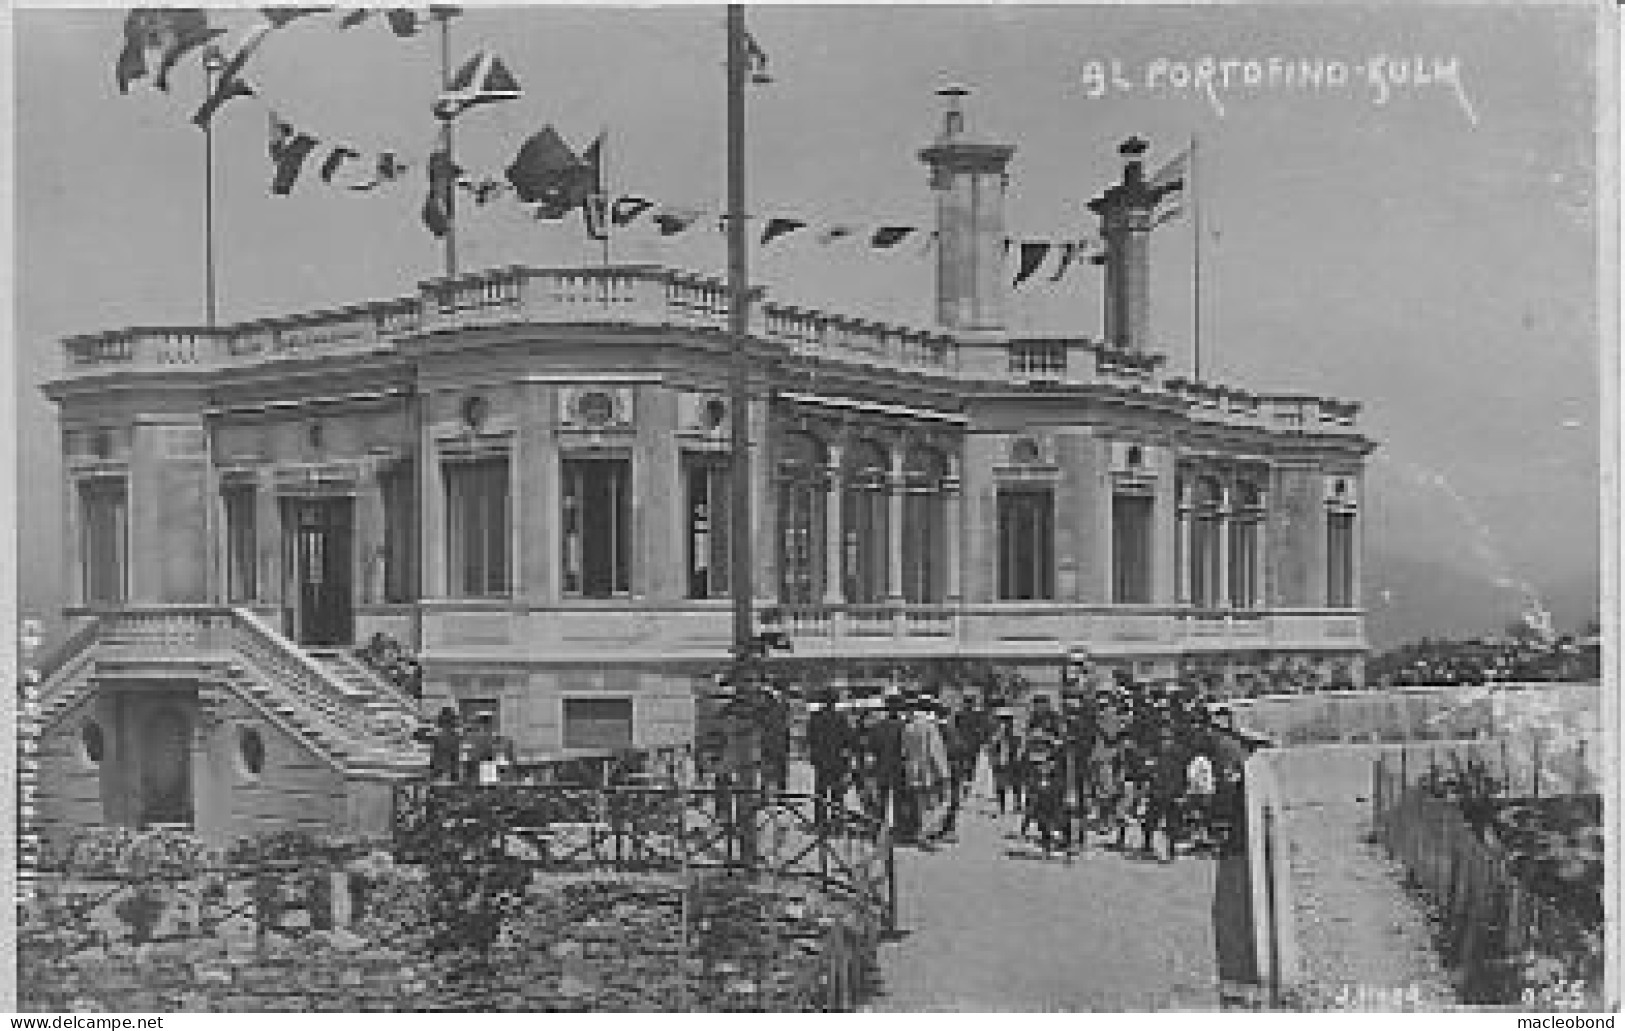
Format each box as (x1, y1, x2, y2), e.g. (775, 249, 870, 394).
(1154, 202, 1185, 228)
(817, 224, 858, 245)
(434, 49, 521, 120)
(870, 226, 916, 249)
(1150, 146, 1190, 193)
(505, 127, 590, 217)
(1013, 241, 1051, 287)
(584, 196, 610, 240)
(115, 10, 153, 94)
(385, 8, 421, 36)
(760, 218, 808, 248)
(259, 7, 333, 29)
(422, 148, 461, 238)
(744, 30, 771, 84)
(348, 151, 407, 191)
(338, 9, 371, 28)
(653, 206, 703, 237)
(1048, 242, 1080, 282)
(319, 145, 361, 184)
(578, 134, 607, 240)
(267, 112, 319, 196)
(611, 195, 655, 227)
(191, 21, 272, 128)
(460, 177, 506, 205)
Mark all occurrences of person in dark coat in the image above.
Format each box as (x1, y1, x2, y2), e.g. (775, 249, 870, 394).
(1143, 727, 1189, 861)
(807, 694, 854, 810)
(415, 706, 463, 782)
(989, 712, 1024, 816)
(866, 698, 909, 838)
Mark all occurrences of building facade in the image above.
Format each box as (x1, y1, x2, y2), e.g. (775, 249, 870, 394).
(36, 95, 1373, 842)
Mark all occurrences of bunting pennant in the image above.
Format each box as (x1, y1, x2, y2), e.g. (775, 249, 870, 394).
(1047, 242, 1079, 283)
(116, 9, 225, 94)
(259, 7, 334, 29)
(1013, 241, 1051, 287)
(191, 21, 273, 128)
(653, 206, 703, 237)
(817, 224, 858, 245)
(319, 145, 360, 184)
(434, 49, 522, 120)
(347, 151, 408, 190)
(339, 8, 423, 35)
(611, 195, 655, 227)
(1154, 202, 1185, 228)
(1150, 146, 1189, 192)
(744, 30, 771, 83)
(338, 9, 371, 28)
(870, 226, 916, 249)
(268, 112, 319, 195)
(760, 218, 807, 248)
(422, 148, 461, 238)
(578, 134, 607, 241)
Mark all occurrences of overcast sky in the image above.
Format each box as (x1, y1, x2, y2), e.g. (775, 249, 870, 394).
(15, 3, 1605, 633)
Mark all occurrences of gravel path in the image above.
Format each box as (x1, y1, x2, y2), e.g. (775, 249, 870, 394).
(863, 776, 1230, 1012)
(1282, 797, 1457, 1010)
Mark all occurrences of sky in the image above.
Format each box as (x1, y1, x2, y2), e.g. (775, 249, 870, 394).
(14, 3, 1608, 642)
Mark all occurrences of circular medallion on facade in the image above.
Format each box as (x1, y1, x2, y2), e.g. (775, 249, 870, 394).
(1011, 437, 1041, 464)
(575, 389, 617, 427)
(80, 721, 105, 764)
(1126, 444, 1144, 468)
(461, 394, 489, 429)
(238, 725, 266, 777)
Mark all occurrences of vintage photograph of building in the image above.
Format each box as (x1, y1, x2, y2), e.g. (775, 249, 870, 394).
(13, 2, 1611, 1014)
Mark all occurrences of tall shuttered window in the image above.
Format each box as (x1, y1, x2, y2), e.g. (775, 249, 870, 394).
(685, 455, 732, 599)
(563, 458, 631, 598)
(997, 489, 1054, 601)
(841, 442, 890, 604)
(80, 479, 128, 605)
(1111, 493, 1153, 604)
(776, 434, 826, 605)
(445, 458, 509, 597)
(224, 486, 257, 602)
(381, 462, 418, 603)
(901, 449, 947, 604)
(1327, 512, 1356, 608)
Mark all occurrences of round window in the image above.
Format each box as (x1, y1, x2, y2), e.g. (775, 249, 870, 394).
(80, 721, 105, 764)
(461, 394, 489, 428)
(575, 390, 616, 427)
(238, 726, 266, 777)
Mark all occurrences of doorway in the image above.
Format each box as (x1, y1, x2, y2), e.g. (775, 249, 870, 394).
(282, 497, 355, 646)
(138, 704, 193, 827)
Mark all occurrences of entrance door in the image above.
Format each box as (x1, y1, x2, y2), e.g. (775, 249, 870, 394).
(139, 705, 193, 827)
(283, 497, 355, 646)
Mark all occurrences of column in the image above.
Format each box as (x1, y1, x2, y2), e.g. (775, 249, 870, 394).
(63, 474, 82, 607)
(1253, 510, 1269, 610)
(886, 449, 905, 603)
(1176, 510, 1192, 603)
(751, 398, 775, 603)
(517, 383, 557, 601)
(1216, 489, 1231, 609)
(355, 462, 387, 606)
(822, 443, 844, 606)
(420, 404, 447, 599)
(943, 454, 963, 604)
(255, 470, 280, 608)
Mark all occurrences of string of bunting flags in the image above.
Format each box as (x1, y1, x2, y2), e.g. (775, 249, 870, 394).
(115, 7, 1105, 285)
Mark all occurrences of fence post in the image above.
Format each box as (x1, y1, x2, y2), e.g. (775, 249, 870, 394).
(1532, 735, 1542, 799)
(1500, 738, 1512, 796)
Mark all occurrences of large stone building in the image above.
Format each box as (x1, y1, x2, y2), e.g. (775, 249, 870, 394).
(35, 94, 1373, 843)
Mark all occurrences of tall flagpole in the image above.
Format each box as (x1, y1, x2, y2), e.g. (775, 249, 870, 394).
(438, 11, 457, 277)
(1191, 133, 1202, 382)
(203, 46, 224, 326)
(726, 5, 752, 659)
(600, 126, 611, 269)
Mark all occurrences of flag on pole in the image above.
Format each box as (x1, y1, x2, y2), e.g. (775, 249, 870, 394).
(259, 7, 333, 29)
(760, 218, 807, 247)
(340, 8, 423, 35)
(653, 206, 703, 236)
(191, 21, 273, 128)
(434, 49, 521, 120)
(744, 30, 771, 83)
(422, 147, 461, 238)
(1151, 144, 1190, 225)
(505, 127, 591, 218)
(268, 112, 319, 195)
(116, 9, 224, 93)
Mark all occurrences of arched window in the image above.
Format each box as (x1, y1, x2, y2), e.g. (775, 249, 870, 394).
(1228, 482, 1262, 608)
(776, 432, 826, 605)
(901, 447, 948, 603)
(842, 440, 890, 604)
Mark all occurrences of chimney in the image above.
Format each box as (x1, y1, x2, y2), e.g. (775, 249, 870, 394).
(918, 86, 1016, 335)
(1088, 136, 1174, 353)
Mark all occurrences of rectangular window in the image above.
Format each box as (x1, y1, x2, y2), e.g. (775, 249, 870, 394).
(1191, 516, 1221, 608)
(902, 490, 944, 603)
(776, 478, 824, 604)
(382, 462, 418, 603)
(563, 697, 634, 751)
(997, 489, 1054, 601)
(445, 458, 509, 597)
(224, 486, 257, 602)
(684, 455, 731, 599)
(1327, 512, 1356, 608)
(563, 458, 631, 598)
(80, 479, 128, 605)
(1111, 493, 1153, 604)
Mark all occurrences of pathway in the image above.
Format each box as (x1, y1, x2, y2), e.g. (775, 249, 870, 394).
(859, 766, 1253, 1012)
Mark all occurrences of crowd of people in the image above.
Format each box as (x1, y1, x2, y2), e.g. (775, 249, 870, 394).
(1369, 633, 1601, 688)
(806, 677, 1255, 862)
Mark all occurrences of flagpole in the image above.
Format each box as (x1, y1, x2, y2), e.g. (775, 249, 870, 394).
(1191, 132, 1202, 381)
(439, 11, 457, 277)
(726, 4, 753, 660)
(203, 46, 224, 327)
(601, 125, 612, 269)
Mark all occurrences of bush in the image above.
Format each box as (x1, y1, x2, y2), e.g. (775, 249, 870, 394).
(49, 826, 222, 880)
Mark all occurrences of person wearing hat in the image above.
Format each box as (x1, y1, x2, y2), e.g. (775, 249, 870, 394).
(1021, 726, 1068, 855)
(807, 690, 855, 814)
(415, 706, 463, 783)
(866, 695, 909, 834)
(989, 710, 1024, 816)
(901, 699, 952, 846)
